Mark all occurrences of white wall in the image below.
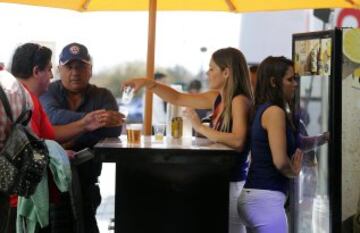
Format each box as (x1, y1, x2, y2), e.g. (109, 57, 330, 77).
(239, 10, 324, 64)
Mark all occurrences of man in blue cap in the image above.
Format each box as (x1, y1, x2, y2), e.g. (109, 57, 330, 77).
(40, 42, 124, 233)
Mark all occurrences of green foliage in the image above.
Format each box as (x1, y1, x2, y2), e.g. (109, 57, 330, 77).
(91, 61, 146, 98)
(90, 61, 195, 97)
(165, 65, 194, 84)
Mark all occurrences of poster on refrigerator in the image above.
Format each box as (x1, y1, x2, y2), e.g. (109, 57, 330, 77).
(294, 38, 332, 77)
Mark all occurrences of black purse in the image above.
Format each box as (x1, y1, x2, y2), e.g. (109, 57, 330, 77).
(0, 85, 49, 197)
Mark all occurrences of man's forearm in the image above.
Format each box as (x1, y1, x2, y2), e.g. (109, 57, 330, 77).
(53, 119, 88, 143)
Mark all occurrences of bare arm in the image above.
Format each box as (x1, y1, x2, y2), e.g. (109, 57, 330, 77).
(53, 109, 124, 143)
(188, 95, 250, 151)
(263, 106, 303, 178)
(299, 132, 329, 152)
(122, 78, 218, 109)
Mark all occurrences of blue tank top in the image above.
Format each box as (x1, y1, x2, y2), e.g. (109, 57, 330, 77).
(211, 95, 250, 182)
(244, 102, 297, 194)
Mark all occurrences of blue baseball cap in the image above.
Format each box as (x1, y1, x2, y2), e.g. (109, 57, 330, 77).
(59, 42, 91, 65)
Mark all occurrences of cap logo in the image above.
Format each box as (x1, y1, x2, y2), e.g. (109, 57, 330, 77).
(69, 45, 80, 55)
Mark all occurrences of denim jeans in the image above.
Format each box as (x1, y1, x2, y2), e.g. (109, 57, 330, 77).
(238, 188, 287, 233)
(229, 181, 246, 233)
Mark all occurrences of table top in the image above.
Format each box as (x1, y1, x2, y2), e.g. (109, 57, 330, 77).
(95, 135, 234, 151)
(95, 135, 237, 165)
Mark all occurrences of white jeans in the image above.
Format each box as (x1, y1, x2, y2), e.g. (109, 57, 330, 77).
(238, 188, 287, 233)
(229, 181, 246, 233)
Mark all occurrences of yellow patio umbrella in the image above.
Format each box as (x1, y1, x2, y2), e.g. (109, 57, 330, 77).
(0, 0, 359, 12)
(1, 0, 359, 134)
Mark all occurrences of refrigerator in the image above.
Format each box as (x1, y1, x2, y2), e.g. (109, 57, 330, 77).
(291, 28, 344, 233)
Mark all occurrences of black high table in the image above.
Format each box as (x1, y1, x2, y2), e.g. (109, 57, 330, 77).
(94, 136, 237, 233)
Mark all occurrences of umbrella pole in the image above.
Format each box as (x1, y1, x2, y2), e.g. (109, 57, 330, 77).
(144, 0, 157, 135)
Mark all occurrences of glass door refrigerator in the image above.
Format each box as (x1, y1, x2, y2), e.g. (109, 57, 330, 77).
(291, 28, 343, 233)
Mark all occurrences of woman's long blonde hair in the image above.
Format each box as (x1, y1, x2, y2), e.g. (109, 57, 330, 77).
(212, 47, 253, 132)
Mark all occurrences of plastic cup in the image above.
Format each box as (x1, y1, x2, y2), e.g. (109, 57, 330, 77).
(126, 124, 142, 144)
(153, 124, 165, 141)
(121, 86, 134, 105)
(119, 105, 129, 120)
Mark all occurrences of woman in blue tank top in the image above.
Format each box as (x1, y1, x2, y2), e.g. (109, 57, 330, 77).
(123, 47, 253, 233)
(238, 56, 303, 233)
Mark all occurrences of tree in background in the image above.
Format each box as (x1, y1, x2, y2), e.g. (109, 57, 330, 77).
(91, 61, 194, 98)
(91, 61, 146, 98)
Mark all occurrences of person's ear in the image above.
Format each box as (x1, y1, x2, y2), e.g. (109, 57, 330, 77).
(223, 67, 230, 79)
(33, 66, 40, 77)
(89, 65, 93, 78)
(270, 77, 277, 88)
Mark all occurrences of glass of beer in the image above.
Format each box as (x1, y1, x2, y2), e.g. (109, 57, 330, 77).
(153, 124, 165, 142)
(126, 124, 142, 144)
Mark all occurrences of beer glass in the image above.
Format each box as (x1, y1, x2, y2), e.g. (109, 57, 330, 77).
(126, 124, 142, 144)
(153, 124, 165, 141)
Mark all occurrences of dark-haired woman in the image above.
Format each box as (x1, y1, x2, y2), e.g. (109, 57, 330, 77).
(238, 56, 303, 233)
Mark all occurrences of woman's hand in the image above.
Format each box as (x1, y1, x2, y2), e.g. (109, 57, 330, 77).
(121, 77, 153, 92)
(291, 149, 303, 176)
(323, 131, 330, 142)
(184, 108, 202, 131)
